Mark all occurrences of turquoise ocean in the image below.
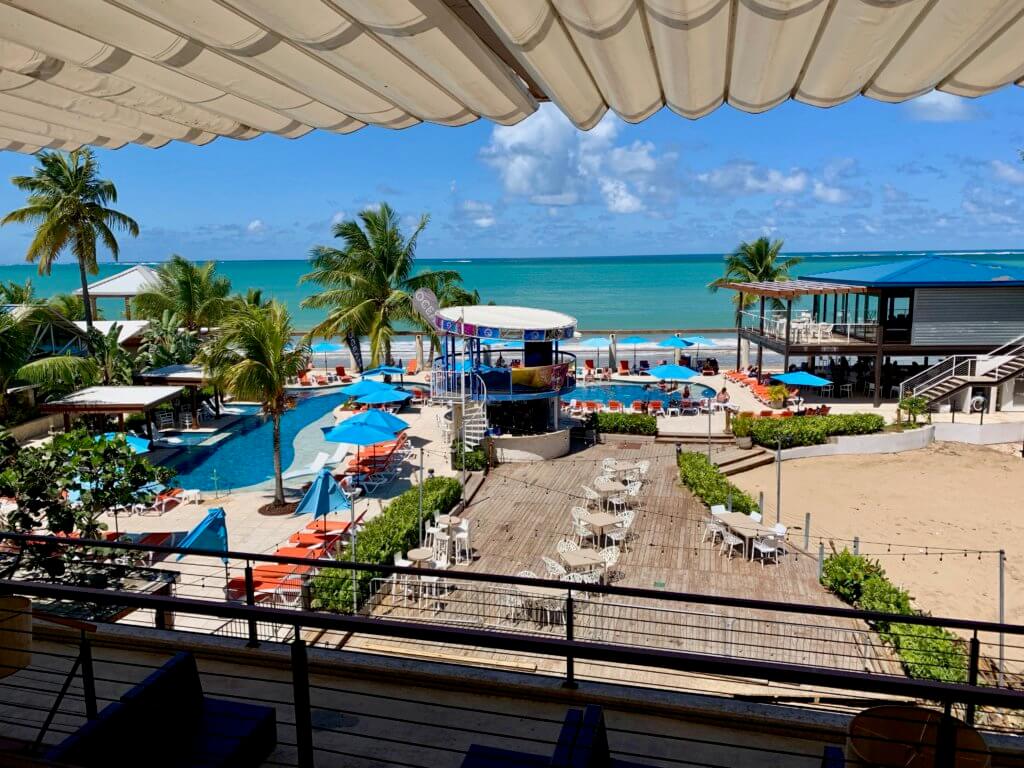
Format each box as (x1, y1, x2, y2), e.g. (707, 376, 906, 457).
(3, 249, 1023, 332)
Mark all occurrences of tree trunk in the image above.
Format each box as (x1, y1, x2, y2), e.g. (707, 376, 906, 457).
(272, 411, 284, 505)
(78, 259, 94, 330)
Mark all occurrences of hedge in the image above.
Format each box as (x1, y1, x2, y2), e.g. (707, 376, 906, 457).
(732, 413, 884, 448)
(821, 550, 966, 683)
(312, 476, 462, 613)
(595, 412, 657, 436)
(451, 440, 487, 471)
(677, 451, 757, 515)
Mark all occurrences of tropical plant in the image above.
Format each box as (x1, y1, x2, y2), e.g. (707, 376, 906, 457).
(47, 292, 94, 321)
(0, 312, 34, 422)
(898, 395, 929, 424)
(138, 310, 198, 370)
(708, 237, 801, 371)
(0, 429, 172, 579)
(18, 323, 133, 398)
(677, 451, 757, 514)
(203, 302, 308, 505)
(301, 204, 475, 366)
(1, 148, 138, 329)
(0, 278, 38, 305)
(232, 288, 270, 309)
(134, 254, 231, 331)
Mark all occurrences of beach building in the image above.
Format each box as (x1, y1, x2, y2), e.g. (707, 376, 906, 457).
(725, 256, 1024, 410)
(73, 264, 159, 320)
(431, 305, 577, 461)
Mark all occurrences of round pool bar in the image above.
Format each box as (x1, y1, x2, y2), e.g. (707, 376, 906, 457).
(431, 305, 577, 449)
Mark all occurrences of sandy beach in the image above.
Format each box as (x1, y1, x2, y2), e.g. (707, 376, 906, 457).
(730, 441, 1023, 628)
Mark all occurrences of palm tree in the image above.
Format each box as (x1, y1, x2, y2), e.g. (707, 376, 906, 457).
(47, 293, 95, 322)
(138, 310, 198, 370)
(300, 204, 471, 366)
(134, 254, 231, 331)
(0, 313, 34, 421)
(204, 302, 308, 505)
(708, 237, 802, 372)
(0, 279, 38, 305)
(1, 148, 139, 330)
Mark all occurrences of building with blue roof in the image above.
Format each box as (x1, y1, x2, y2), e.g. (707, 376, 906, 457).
(721, 256, 1024, 409)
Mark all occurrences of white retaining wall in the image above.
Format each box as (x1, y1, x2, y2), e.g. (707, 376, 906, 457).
(933, 421, 1024, 445)
(779, 426, 935, 460)
(488, 429, 571, 463)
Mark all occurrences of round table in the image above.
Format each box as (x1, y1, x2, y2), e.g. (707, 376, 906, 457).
(437, 515, 462, 528)
(846, 705, 990, 767)
(407, 547, 433, 566)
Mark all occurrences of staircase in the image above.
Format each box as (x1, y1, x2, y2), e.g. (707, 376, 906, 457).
(713, 447, 775, 477)
(900, 334, 1024, 406)
(431, 369, 489, 448)
(461, 401, 488, 448)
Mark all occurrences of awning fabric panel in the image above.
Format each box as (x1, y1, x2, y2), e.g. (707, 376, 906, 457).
(0, 0, 1022, 153)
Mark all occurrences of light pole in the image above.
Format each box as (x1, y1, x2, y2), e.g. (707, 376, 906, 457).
(707, 400, 713, 461)
(418, 447, 425, 547)
(775, 438, 782, 524)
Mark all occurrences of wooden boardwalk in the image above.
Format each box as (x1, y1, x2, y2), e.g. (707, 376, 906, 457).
(349, 438, 902, 697)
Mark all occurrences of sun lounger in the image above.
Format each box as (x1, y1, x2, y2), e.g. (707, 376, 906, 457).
(648, 402, 666, 417)
(638, 360, 650, 374)
(405, 359, 419, 376)
(607, 400, 623, 413)
(334, 366, 353, 382)
(282, 451, 329, 480)
(629, 400, 646, 414)
(617, 360, 630, 375)
(584, 359, 596, 373)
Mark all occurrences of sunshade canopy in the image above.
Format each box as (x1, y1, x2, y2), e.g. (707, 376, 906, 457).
(681, 336, 717, 347)
(0, 3, 1019, 154)
(339, 379, 390, 397)
(41, 386, 182, 414)
(344, 409, 409, 434)
(619, 335, 649, 345)
(310, 341, 345, 353)
(73, 266, 159, 298)
(771, 371, 833, 387)
(294, 468, 350, 518)
(647, 364, 699, 381)
(657, 337, 693, 349)
(176, 507, 229, 564)
(580, 337, 611, 348)
(322, 421, 394, 447)
(356, 389, 413, 405)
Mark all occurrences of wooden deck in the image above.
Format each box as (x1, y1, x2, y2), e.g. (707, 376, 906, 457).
(348, 438, 902, 698)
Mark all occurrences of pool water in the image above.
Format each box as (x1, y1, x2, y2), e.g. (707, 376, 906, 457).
(573, 383, 716, 407)
(164, 390, 347, 491)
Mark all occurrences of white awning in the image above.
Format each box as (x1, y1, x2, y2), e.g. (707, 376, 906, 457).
(41, 385, 182, 413)
(73, 320, 149, 344)
(73, 265, 160, 298)
(0, 1, 1021, 153)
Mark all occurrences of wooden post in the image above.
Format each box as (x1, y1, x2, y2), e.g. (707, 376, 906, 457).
(873, 321, 884, 407)
(783, 299, 793, 373)
(735, 291, 744, 370)
(123, 297, 132, 320)
(757, 296, 765, 377)
(63, 413, 71, 432)
(190, 388, 199, 425)
(117, 413, 125, 433)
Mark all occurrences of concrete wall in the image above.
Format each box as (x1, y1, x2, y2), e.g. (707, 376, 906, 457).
(933, 420, 1024, 445)
(780, 425, 934, 460)
(9, 414, 60, 443)
(489, 428, 571, 463)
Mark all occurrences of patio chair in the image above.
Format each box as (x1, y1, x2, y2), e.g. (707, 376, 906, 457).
(720, 530, 744, 558)
(638, 360, 650, 374)
(710, 504, 727, 516)
(629, 400, 646, 414)
(648, 401, 666, 417)
(581, 486, 602, 509)
(542, 556, 567, 580)
(617, 360, 630, 376)
(751, 535, 783, 567)
(568, 399, 584, 417)
(607, 400, 623, 413)
(156, 410, 175, 431)
(701, 518, 725, 544)
(454, 519, 472, 564)
(750, 511, 763, 523)
(557, 538, 579, 555)
(572, 519, 597, 547)
(599, 546, 620, 573)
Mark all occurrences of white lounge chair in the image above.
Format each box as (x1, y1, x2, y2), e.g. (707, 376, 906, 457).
(282, 451, 329, 481)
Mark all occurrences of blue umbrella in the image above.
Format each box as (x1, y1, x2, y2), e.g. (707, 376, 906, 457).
(356, 388, 412, 405)
(340, 379, 390, 397)
(771, 371, 832, 387)
(97, 432, 150, 455)
(580, 336, 611, 369)
(657, 336, 693, 349)
(618, 335, 648, 371)
(294, 468, 350, 528)
(344, 408, 409, 434)
(322, 421, 395, 446)
(176, 507, 229, 566)
(362, 365, 404, 376)
(310, 340, 345, 369)
(681, 335, 716, 360)
(648, 363, 699, 381)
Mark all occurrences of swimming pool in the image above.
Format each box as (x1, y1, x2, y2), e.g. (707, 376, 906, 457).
(164, 390, 348, 491)
(573, 383, 716, 407)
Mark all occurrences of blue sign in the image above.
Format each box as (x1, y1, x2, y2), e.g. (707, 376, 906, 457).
(524, 329, 545, 341)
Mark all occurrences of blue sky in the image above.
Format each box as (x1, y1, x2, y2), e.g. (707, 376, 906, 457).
(1, 88, 1023, 263)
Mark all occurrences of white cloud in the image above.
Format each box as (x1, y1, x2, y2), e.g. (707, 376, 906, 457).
(992, 159, 1024, 185)
(481, 103, 670, 215)
(330, 210, 347, 225)
(460, 199, 496, 228)
(246, 219, 265, 234)
(599, 178, 644, 213)
(906, 91, 975, 122)
(696, 162, 808, 195)
(812, 180, 849, 204)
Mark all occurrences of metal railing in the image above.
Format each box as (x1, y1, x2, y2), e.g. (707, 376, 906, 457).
(739, 311, 878, 345)
(3, 579, 1022, 768)
(431, 350, 577, 400)
(0, 532, 1021, 696)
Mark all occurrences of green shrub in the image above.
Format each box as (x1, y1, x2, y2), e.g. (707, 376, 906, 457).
(746, 413, 885, 448)
(820, 550, 966, 682)
(731, 413, 753, 438)
(821, 550, 884, 605)
(677, 451, 757, 515)
(766, 384, 788, 404)
(312, 476, 462, 613)
(595, 412, 657, 435)
(451, 440, 487, 471)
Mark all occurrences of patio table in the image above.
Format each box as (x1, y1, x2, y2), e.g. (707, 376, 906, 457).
(437, 515, 462, 528)
(407, 547, 434, 566)
(559, 548, 605, 571)
(716, 512, 777, 556)
(584, 511, 622, 545)
(593, 477, 626, 498)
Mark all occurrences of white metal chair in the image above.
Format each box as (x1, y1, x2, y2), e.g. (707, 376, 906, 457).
(702, 518, 725, 544)
(156, 410, 174, 430)
(750, 511, 763, 523)
(581, 486, 602, 509)
(572, 519, 597, 547)
(391, 552, 414, 607)
(424, 512, 441, 548)
(556, 538, 579, 555)
(542, 556, 567, 580)
(710, 504, 727, 516)
(454, 519, 472, 564)
(720, 531, 744, 558)
(751, 536, 783, 567)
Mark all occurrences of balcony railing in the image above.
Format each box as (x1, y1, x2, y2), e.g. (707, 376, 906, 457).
(431, 350, 577, 400)
(740, 311, 879, 345)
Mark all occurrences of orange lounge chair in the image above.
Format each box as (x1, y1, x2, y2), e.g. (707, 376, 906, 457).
(618, 360, 630, 375)
(335, 366, 353, 383)
(607, 400, 623, 413)
(405, 359, 419, 376)
(584, 359, 596, 373)
(629, 400, 646, 414)
(649, 402, 666, 417)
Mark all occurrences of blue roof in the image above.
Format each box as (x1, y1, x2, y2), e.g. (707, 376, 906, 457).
(803, 256, 1024, 287)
